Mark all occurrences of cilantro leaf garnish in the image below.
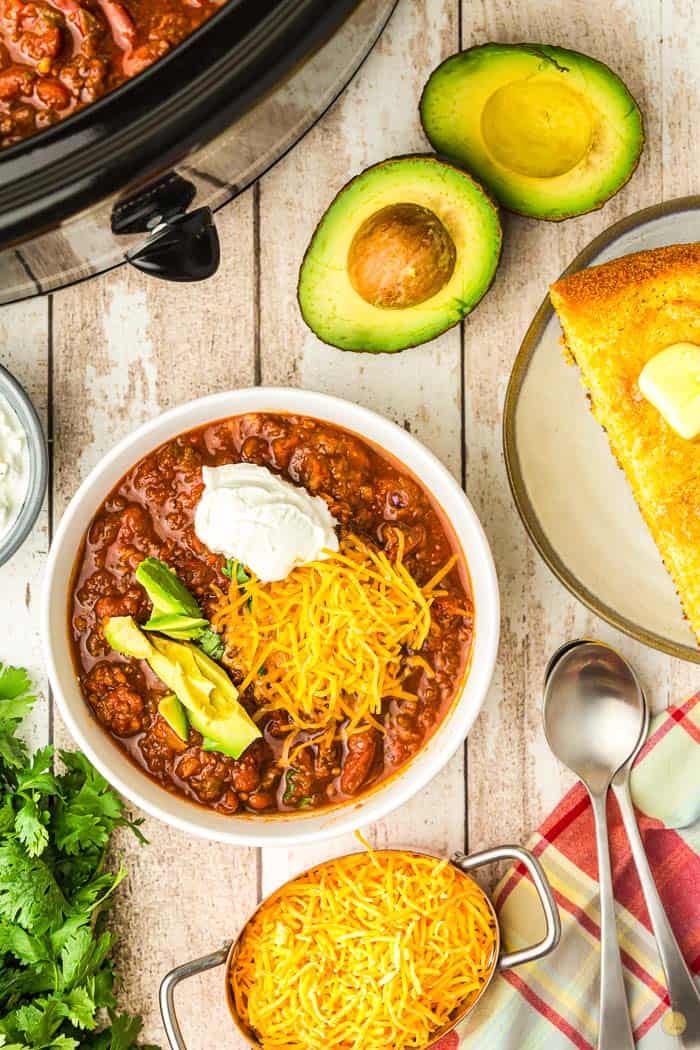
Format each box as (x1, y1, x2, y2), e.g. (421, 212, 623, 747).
(197, 630, 225, 663)
(282, 768, 297, 805)
(232, 563, 252, 612)
(222, 559, 250, 586)
(197, 562, 251, 662)
(0, 665, 157, 1049)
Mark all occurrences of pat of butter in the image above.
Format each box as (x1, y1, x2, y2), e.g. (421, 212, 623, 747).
(639, 342, 700, 440)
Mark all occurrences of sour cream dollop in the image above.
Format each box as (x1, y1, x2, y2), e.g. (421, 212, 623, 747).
(194, 463, 339, 582)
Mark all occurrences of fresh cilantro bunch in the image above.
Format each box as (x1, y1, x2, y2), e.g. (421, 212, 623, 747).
(0, 664, 158, 1050)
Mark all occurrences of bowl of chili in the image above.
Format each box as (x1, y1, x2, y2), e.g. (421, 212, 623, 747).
(42, 387, 499, 846)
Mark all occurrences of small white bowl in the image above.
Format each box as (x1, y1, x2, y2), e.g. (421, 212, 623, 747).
(42, 388, 499, 847)
(0, 365, 48, 567)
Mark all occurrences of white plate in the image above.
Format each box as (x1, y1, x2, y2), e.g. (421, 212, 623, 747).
(504, 196, 700, 662)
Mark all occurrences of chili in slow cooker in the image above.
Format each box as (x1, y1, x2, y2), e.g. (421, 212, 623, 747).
(70, 413, 474, 816)
(0, 0, 224, 147)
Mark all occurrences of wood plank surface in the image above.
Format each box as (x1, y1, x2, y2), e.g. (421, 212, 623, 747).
(49, 195, 259, 1049)
(0, 0, 696, 1047)
(257, 0, 465, 896)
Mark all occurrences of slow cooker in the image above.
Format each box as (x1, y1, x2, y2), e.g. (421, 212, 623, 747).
(0, 0, 397, 305)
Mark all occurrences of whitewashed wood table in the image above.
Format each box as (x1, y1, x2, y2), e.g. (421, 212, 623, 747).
(5, 0, 699, 1045)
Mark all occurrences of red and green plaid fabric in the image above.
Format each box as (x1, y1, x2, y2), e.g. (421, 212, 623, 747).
(435, 693, 700, 1050)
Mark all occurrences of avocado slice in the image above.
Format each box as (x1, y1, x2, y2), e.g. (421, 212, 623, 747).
(192, 718, 257, 761)
(149, 637, 260, 759)
(104, 617, 260, 759)
(420, 44, 643, 221)
(150, 637, 223, 712)
(104, 616, 154, 660)
(298, 155, 501, 353)
(158, 693, 189, 742)
(189, 646, 238, 699)
(143, 613, 209, 640)
(148, 644, 215, 715)
(135, 559, 223, 649)
(136, 558, 202, 618)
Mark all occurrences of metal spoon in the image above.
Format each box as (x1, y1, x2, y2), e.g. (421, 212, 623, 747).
(546, 641, 700, 1045)
(612, 695, 700, 1048)
(543, 640, 645, 1050)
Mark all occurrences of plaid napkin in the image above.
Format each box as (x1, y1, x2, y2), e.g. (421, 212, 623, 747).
(434, 693, 700, 1050)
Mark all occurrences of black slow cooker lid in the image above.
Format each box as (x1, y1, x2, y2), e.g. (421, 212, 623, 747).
(0, 0, 361, 248)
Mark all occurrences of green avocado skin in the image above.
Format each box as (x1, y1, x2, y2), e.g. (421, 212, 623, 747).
(420, 43, 644, 221)
(143, 613, 209, 640)
(297, 154, 502, 354)
(136, 557, 202, 618)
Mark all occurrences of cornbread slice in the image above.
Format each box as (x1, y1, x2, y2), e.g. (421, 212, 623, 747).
(550, 242, 700, 642)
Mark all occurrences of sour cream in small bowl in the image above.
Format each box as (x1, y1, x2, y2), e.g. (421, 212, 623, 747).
(0, 366, 48, 567)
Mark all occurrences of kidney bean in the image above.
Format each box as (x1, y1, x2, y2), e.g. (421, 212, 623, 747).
(35, 75, 69, 107)
(247, 790, 274, 811)
(340, 730, 378, 796)
(0, 66, 34, 100)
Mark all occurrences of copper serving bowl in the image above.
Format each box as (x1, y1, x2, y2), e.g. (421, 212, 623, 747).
(159, 843, 561, 1049)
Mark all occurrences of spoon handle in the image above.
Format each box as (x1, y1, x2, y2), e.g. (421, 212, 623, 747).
(590, 791, 636, 1050)
(614, 778, 700, 1048)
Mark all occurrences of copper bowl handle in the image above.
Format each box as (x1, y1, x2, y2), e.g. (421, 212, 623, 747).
(451, 844, 561, 970)
(160, 944, 232, 1050)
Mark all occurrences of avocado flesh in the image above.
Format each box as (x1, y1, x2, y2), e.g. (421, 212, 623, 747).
(420, 44, 643, 220)
(104, 617, 260, 759)
(158, 693, 189, 742)
(104, 616, 153, 660)
(298, 155, 501, 353)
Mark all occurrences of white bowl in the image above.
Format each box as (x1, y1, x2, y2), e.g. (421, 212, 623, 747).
(42, 387, 499, 847)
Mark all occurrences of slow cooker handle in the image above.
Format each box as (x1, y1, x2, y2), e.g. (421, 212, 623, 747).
(126, 206, 220, 282)
(160, 943, 231, 1050)
(451, 844, 561, 970)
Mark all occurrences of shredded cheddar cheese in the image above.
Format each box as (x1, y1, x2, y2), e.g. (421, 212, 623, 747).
(211, 534, 458, 761)
(231, 849, 498, 1050)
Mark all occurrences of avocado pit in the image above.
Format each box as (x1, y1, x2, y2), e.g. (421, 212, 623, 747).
(347, 202, 457, 309)
(297, 154, 502, 352)
(481, 79, 593, 178)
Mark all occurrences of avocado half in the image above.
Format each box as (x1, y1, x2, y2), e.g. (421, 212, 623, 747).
(298, 155, 502, 353)
(420, 44, 644, 221)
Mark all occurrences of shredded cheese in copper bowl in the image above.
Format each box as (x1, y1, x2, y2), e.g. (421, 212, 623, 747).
(229, 847, 498, 1050)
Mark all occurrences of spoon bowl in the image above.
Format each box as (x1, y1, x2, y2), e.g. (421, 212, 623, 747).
(543, 640, 646, 794)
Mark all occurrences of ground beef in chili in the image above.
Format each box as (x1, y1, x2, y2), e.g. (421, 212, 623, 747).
(70, 412, 474, 816)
